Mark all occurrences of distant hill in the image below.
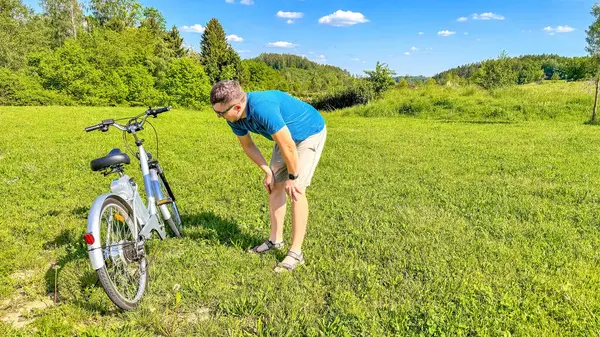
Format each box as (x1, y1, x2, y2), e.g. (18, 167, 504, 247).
(396, 75, 429, 84)
(244, 53, 356, 99)
(251, 53, 351, 76)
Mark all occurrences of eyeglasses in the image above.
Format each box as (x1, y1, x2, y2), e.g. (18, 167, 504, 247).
(213, 99, 243, 117)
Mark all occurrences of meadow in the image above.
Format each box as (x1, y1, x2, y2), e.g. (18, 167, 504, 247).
(335, 81, 594, 121)
(1, 82, 600, 336)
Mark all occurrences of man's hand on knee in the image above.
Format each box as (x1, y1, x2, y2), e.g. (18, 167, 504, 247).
(285, 179, 304, 202)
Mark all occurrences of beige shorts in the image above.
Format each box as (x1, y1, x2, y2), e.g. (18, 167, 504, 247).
(270, 126, 327, 187)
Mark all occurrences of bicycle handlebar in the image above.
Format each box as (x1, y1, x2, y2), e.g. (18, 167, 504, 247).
(84, 119, 114, 132)
(84, 107, 171, 133)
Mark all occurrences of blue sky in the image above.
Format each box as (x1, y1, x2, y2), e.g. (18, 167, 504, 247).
(24, 0, 594, 76)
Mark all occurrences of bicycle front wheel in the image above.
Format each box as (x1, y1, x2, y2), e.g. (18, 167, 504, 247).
(96, 196, 147, 310)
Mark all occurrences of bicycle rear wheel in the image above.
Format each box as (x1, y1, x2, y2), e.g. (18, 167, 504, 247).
(96, 196, 147, 310)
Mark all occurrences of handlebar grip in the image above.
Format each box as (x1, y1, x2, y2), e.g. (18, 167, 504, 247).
(84, 124, 102, 132)
(148, 107, 171, 115)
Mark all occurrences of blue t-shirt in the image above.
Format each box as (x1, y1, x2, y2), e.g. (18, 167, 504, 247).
(227, 91, 325, 142)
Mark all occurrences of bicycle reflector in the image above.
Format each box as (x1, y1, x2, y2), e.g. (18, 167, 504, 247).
(84, 233, 95, 245)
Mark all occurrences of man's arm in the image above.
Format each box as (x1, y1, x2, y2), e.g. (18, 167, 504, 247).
(271, 126, 297, 176)
(237, 133, 271, 175)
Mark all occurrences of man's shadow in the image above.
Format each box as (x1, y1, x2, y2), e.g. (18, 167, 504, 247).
(180, 211, 264, 250)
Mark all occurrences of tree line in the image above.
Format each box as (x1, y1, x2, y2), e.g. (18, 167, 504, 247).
(0, 0, 366, 108)
(3, 0, 599, 115)
(432, 53, 593, 89)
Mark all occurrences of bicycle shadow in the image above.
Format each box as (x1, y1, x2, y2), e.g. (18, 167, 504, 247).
(42, 209, 264, 314)
(181, 211, 263, 251)
(43, 229, 113, 313)
(41, 206, 122, 314)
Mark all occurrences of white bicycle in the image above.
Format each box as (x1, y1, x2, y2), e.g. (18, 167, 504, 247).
(83, 107, 182, 310)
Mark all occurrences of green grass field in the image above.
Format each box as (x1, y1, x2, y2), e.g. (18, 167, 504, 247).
(1, 87, 600, 335)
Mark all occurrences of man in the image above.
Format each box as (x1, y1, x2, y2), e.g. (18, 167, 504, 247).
(210, 80, 327, 273)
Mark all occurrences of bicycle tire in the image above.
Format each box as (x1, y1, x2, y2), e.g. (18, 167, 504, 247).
(95, 196, 148, 310)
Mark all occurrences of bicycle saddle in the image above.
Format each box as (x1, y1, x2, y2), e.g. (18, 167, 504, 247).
(90, 148, 131, 171)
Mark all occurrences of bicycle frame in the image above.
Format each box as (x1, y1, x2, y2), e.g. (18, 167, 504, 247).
(86, 132, 167, 270)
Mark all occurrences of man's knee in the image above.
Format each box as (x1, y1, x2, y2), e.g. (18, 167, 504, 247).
(273, 182, 286, 192)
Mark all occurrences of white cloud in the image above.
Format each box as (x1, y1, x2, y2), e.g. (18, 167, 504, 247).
(237, 50, 250, 53)
(225, 0, 234, 3)
(227, 34, 243, 42)
(457, 17, 468, 22)
(404, 52, 410, 55)
(287, 20, 294, 24)
(267, 41, 296, 48)
(351, 57, 360, 61)
(437, 30, 456, 37)
(240, 0, 253, 4)
(418, 32, 424, 35)
(180, 24, 205, 33)
(464, 32, 469, 35)
(411, 46, 419, 51)
(472, 12, 504, 20)
(182, 42, 196, 52)
(544, 25, 575, 34)
(316, 54, 327, 63)
(277, 11, 304, 19)
(318, 10, 369, 27)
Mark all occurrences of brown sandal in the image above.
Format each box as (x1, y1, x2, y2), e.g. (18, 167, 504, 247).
(247, 240, 285, 254)
(274, 251, 305, 273)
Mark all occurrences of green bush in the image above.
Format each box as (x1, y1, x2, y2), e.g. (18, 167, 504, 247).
(34, 29, 172, 107)
(160, 57, 211, 109)
(310, 79, 375, 111)
(0, 68, 73, 106)
(364, 61, 396, 97)
(240, 60, 288, 92)
(118, 64, 164, 106)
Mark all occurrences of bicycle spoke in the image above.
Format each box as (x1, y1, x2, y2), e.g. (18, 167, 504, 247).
(99, 202, 144, 302)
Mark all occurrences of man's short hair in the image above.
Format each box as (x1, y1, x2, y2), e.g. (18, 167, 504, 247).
(210, 80, 244, 105)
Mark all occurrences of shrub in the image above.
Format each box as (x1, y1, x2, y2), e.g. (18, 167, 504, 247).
(160, 57, 212, 109)
(0, 68, 74, 106)
(311, 79, 374, 111)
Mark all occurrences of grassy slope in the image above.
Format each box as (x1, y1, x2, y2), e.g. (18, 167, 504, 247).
(333, 81, 594, 121)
